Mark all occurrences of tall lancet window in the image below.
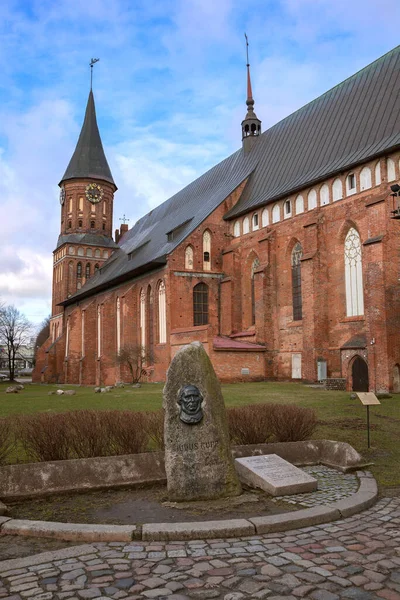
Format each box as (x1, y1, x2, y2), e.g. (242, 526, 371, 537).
(116, 297, 121, 354)
(81, 311, 85, 357)
(203, 230, 211, 271)
(185, 246, 194, 270)
(65, 318, 70, 358)
(344, 228, 364, 317)
(97, 306, 102, 357)
(251, 258, 260, 326)
(292, 243, 303, 321)
(140, 289, 146, 350)
(158, 281, 167, 344)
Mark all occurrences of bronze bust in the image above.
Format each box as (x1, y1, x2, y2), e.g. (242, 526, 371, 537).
(178, 385, 204, 424)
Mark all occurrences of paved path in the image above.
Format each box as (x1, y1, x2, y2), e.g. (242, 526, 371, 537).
(0, 497, 399, 600)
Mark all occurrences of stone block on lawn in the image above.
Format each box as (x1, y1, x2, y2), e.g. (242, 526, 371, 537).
(163, 341, 241, 501)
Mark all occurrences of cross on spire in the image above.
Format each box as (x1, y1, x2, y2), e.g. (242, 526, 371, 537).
(119, 214, 130, 224)
(90, 58, 100, 89)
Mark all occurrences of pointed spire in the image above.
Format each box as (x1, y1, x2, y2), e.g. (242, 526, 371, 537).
(60, 90, 115, 186)
(247, 63, 253, 105)
(242, 34, 262, 152)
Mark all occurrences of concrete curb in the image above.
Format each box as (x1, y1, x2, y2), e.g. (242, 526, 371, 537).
(0, 472, 379, 542)
(1, 520, 136, 542)
(142, 519, 255, 541)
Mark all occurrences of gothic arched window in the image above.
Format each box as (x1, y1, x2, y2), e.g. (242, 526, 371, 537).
(97, 306, 102, 357)
(344, 228, 364, 317)
(272, 204, 280, 223)
(85, 263, 90, 279)
(77, 262, 82, 278)
(360, 167, 372, 191)
(158, 281, 167, 344)
(320, 184, 330, 206)
(116, 297, 121, 354)
(243, 217, 250, 234)
(94, 263, 99, 272)
(140, 289, 146, 350)
(251, 258, 260, 326)
(292, 243, 303, 321)
(193, 282, 208, 326)
(203, 230, 211, 271)
(295, 195, 304, 214)
(308, 189, 317, 210)
(375, 161, 381, 185)
(234, 221, 241, 237)
(387, 158, 396, 182)
(185, 245, 194, 270)
(262, 208, 269, 227)
(333, 178, 343, 201)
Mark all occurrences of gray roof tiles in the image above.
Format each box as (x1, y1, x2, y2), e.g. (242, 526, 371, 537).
(62, 45, 400, 306)
(56, 233, 119, 250)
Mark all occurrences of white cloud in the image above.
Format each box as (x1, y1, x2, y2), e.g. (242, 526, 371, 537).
(0, 0, 399, 325)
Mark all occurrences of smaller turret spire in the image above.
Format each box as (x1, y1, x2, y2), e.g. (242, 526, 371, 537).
(241, 34, 262, 153)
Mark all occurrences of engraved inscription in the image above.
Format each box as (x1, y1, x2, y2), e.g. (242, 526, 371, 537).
(174, 439, 218, 452)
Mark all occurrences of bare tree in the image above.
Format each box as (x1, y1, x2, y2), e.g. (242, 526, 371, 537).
(0, 305, 33, 381)
(34, 315, 51, 362)
(116, 343, 152, 384)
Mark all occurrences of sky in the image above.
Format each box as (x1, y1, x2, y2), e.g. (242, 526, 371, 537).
(0, 0, 399, 328)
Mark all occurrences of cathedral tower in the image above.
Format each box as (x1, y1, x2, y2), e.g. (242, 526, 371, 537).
(241, 35, 261, 153)
(52, 90, 118, 317)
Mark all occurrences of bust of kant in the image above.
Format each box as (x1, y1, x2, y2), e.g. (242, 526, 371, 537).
(178, 384, 204, 425)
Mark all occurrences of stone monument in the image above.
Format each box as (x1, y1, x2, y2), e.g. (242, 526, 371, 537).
(163, 341, 242, 501)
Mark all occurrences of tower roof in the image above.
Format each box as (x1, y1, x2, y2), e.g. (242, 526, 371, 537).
(60, 90, 115, 186)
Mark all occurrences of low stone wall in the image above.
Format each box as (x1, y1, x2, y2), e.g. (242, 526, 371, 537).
(322, 378, 347, 391)
(0, 440, 367, 500)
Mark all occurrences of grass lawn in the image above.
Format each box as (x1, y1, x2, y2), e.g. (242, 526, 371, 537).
(1, 380, 399, 490)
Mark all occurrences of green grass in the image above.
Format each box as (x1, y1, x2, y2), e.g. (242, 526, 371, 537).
(1, 381, 399, 489)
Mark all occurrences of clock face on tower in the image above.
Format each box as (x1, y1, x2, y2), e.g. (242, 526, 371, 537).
(59, 186, 65, 205)
(85, 182, 104, 204)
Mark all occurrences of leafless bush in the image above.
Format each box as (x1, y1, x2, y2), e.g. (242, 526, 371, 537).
(145, 410, 164, 450)
(16, 413, 71, 462)
(0, 418, 13, 464)
(105, 410, 149, 455)
(66, 411, 114, 458)
(227, 404, 275, 445)
(269, 404, 317, 442)
(228, 403, 317, 445)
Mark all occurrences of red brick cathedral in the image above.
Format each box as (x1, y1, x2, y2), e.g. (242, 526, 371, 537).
(34, 47, 400, 392)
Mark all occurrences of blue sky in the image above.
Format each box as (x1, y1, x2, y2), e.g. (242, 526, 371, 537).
(0, 0, 399, 326)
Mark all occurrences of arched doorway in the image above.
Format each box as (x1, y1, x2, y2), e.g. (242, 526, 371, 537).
(352, 356, 369, 391)
(393, 365, 400, 393)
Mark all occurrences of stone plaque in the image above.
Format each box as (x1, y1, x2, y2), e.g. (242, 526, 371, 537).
(235, 454, 318, 496)
(163, 341, 242, 501)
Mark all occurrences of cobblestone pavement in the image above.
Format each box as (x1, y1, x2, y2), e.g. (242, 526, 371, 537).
(0, 497, 399, 600)
(271, 467, 359, 508)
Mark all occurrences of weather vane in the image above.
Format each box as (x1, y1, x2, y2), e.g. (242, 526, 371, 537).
(90, 58, 100, 89)
(120, 214, 130, 225)
(244, 33, 250, 67)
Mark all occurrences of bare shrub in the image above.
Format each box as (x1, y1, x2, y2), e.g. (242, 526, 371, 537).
(116, 343, 152, 384)
(145, 410, 164, 450)
(227, 404, 275, 445)
(66, 411, 114, 458)
(0, 418, 13, 464)
(16, 413, 70, 462)
(105, 410, 149, 455)
(269, 404, 317, 442)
